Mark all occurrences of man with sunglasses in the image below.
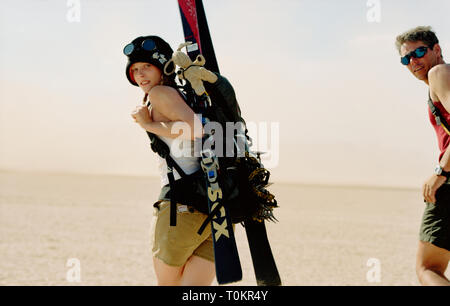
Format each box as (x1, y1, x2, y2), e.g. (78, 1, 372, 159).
(396, 26, 450, 286)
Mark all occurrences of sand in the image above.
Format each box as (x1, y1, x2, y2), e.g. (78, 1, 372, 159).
(0, 170, 448, 286)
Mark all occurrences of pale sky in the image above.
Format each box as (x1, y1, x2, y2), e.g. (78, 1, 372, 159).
(1, 0, 450, 188)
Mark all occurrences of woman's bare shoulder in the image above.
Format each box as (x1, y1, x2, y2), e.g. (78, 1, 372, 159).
(148, 85, 179, 102)
(149, 85, 184, 109)
(148, 85, 193, 121)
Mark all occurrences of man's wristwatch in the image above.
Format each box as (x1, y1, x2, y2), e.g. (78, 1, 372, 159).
(434, 165, 450, 178)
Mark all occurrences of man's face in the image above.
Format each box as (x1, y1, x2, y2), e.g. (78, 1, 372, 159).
(400, 40, 441, 82)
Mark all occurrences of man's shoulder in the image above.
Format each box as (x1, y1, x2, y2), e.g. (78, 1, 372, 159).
(428, 64, 450, 82)
(429, 64, 450, 107)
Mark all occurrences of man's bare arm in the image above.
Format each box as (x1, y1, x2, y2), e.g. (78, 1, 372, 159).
(429, 64, 450, 110)
(429, 64, 450, 170)
(423, 64, 450, 203)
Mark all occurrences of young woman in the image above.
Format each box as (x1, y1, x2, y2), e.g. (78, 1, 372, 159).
(123, 35, 215, 286)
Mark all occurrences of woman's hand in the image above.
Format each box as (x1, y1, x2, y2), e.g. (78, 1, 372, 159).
(131, 105, 152, 126)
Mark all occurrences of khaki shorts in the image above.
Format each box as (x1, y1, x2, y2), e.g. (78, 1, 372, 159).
(150, 200, 214, 267)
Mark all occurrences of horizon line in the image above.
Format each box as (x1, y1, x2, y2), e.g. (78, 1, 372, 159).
(0, 168, 421, 192)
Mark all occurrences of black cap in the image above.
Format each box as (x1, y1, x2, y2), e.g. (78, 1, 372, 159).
(124, 35, 174, 86)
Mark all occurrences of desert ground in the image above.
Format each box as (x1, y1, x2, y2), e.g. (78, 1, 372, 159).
(1, 170, 448, 286)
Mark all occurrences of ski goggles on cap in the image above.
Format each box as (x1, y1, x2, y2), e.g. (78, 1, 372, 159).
(401, 46, 429, 65)
(123, 39, 157, 56)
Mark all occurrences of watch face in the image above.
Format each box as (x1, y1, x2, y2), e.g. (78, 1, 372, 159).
(435, 166, 443, 175)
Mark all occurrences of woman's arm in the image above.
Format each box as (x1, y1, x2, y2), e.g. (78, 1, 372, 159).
(131, 85, 203, 140)
(140, 120, 198, 139)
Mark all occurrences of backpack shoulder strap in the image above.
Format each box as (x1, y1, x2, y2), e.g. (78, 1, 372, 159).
(428, 92, 450, 136)
(144, 101, 188, 226)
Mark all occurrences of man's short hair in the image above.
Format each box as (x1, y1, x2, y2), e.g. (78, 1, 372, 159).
(395, 26, 439, 54)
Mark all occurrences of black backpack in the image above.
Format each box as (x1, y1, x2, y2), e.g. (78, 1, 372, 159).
(146, 74, 277, 233)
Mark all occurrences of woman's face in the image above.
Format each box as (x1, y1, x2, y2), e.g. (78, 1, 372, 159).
(130, 62, 162, 93)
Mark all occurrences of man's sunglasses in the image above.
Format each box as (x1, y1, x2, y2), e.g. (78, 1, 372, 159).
(401, 46, 429, 65)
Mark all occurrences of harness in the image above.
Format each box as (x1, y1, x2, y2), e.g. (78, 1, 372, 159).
(428, 92, 450, 136)
(144, 112, 191, 226)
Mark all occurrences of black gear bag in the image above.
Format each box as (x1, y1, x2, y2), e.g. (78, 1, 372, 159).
(146, 74, 278, 233)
